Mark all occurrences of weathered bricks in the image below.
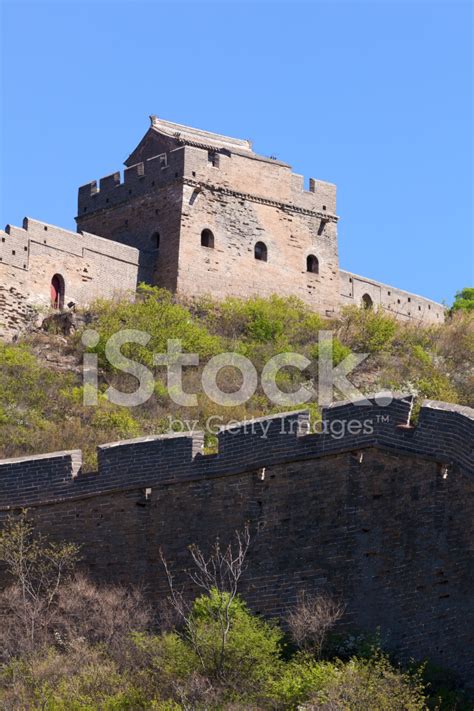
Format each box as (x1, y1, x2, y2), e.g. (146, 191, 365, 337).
(0, 396, 472, 685)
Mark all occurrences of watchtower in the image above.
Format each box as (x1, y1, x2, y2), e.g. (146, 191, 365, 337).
(76, 116, 340, 315)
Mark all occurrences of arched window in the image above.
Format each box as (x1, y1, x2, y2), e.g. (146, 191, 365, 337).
(151, 231, 160, 249)
(201, 229, 214, 248)
(306, 254, 319, 274)
(254, 241, 267, 262)
(50, 274, 65, 310)
(362, 293, 373, 310)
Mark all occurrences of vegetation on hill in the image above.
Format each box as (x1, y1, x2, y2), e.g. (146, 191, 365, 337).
(0, 514, 470, 710)
(450, 287, 474, 313)
(0, 287, 472, 467)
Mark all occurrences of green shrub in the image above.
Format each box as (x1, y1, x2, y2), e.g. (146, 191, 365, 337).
(87, 286, 223, 370)
(91, 408, 141, 439)
(451, 287, 474, 313)
(339, 305, 398, 353)
(269, 654, 338, 706)
(205, 294, 324, 346)
(308, 652, 427, 711)
(310, 336, 352, 366)
(188, 589, 283, 695)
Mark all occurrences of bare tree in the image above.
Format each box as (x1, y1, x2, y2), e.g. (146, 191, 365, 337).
(287, 591, 345, 658)
(0, 512, 80, 658)
(160, 524, 251, 678)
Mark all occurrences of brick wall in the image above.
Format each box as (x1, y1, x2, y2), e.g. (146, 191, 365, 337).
(76, 141, 340, 314)
(0, 285, 38, 340)
(0, 396, 472, 685)
(340, 270, 445, 324)
(0, 218, 139, 339)
(75, 121, 444, 323)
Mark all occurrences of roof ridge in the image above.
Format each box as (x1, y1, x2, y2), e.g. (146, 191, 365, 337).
(149, 115, 253, 152)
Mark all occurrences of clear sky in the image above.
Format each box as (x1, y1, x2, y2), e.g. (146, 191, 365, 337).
(1, 0, 472, 305)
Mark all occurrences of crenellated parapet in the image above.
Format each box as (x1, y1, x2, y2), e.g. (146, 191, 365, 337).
(1, 395, 472, 510)
(77, 147, 186, 217)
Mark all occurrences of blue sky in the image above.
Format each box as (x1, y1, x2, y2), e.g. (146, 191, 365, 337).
(1, 0, 472, 304)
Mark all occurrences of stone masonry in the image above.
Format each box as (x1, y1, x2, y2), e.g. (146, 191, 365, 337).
(1, 116, 445, 338)
(0, 218, 139, 340)
(77, 116, 445, 322)
(0, 395, 472, 686)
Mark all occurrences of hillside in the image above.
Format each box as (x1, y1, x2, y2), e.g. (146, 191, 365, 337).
(1, 287, 472, 468)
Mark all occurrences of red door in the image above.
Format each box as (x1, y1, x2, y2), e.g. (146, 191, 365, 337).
(50, 275, 63, 309)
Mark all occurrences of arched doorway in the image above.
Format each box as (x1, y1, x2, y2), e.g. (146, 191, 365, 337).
(362, 293, 373, 310)
(50, 274, 65, 309)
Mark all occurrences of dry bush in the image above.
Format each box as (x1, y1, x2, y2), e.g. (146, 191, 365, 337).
(287, 592, 345, 657)
(54, 574, 151, 662)
(0, 575, 150, 664)
(0, 639, 133, 711)
(0, 584, 51, 661)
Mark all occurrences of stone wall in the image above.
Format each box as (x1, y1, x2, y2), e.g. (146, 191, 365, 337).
(177, 147, 340, 313)
(0, 284, 38, 341)
(0, 218, 139, 339)
(1, 395, 472, 685)
(77, 149, 185, 288)
(76, 141, 341, 314)
(75, 120, 445, 323)
(340, 270, 445, 324)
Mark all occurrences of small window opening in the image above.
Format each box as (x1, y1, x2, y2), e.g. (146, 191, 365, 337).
(306, 254, 319, 274)
(201, 229, 214, 248)
(254, 241, 267, 262)
(208, 151, 220, 167)
(362, 293, 373, 309)
(151, 231, 160, 249)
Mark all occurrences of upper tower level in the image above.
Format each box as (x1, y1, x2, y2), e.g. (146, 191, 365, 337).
(77, 115, 338, 221)
(76, 116, 339, 299)
(74, 115, 443, 323)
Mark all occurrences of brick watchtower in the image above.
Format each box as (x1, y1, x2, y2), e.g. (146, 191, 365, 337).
(76, 116, 340, 315)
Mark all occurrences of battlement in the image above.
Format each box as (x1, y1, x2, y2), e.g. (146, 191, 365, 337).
(78, 137, 337, 220)
(0, 217, 139, 270)
(1, 395, 472, 510)
(78, 147, 186, 217)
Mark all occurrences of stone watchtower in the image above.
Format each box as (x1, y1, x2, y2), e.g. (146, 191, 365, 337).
(76, 116, 340, 315)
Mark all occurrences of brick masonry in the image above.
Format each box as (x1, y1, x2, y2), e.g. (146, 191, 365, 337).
(0, 395, 472, 685)
(0, 218, 139, 340)
(77, 116, 445, 323)
(1, 116, 446, 339)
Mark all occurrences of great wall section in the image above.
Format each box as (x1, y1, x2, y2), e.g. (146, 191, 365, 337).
(0, 116, 445, 343)
(1, 395, 473, 685)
